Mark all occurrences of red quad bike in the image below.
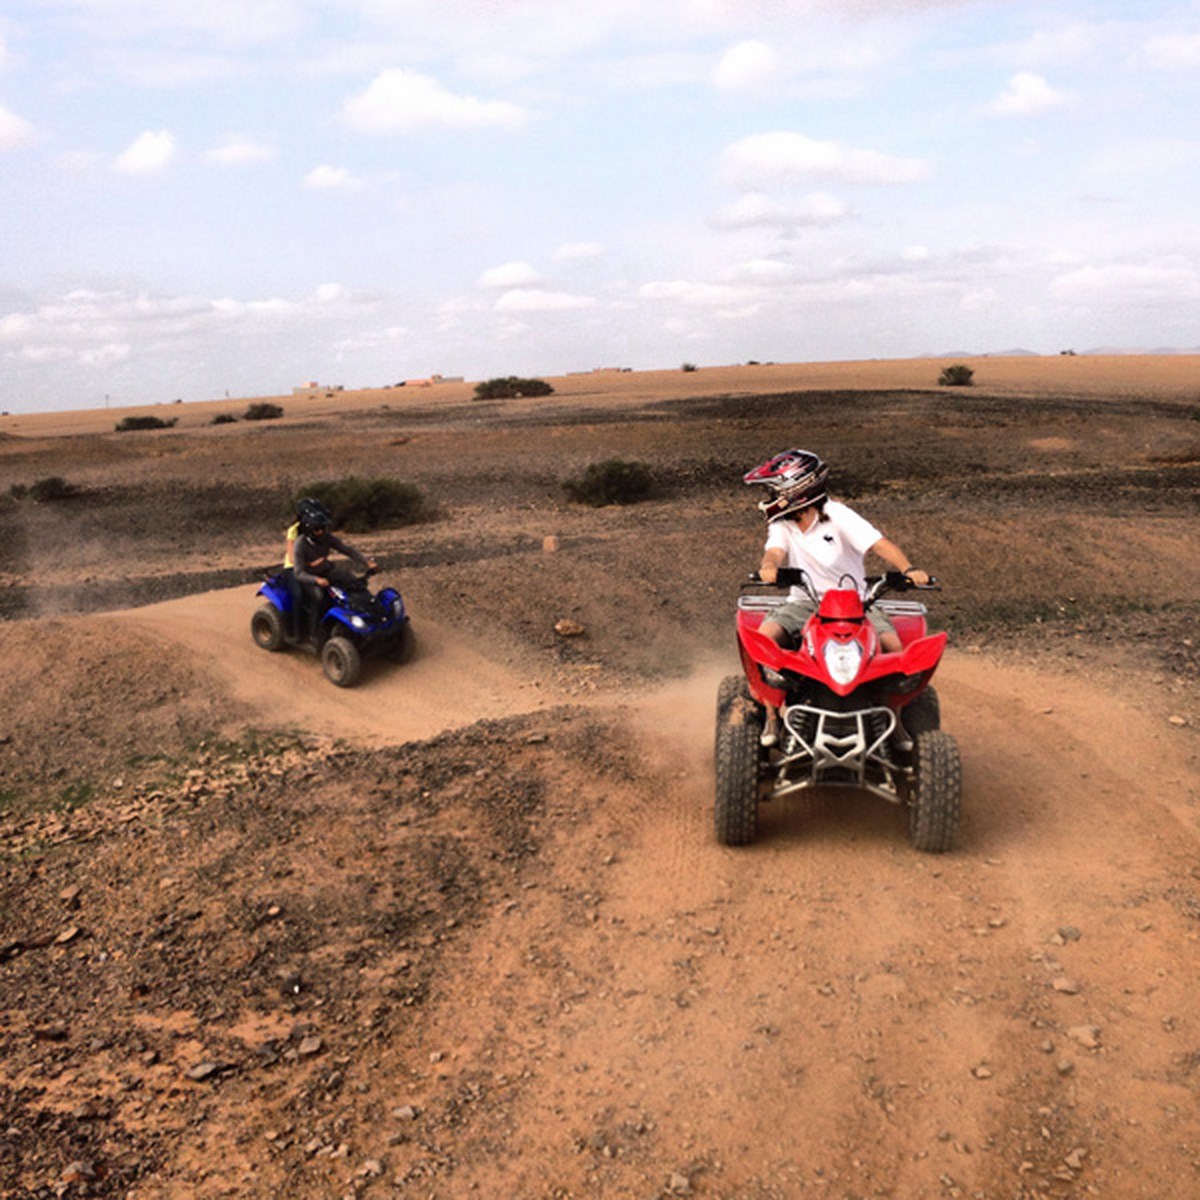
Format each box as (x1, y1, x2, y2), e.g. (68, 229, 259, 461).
(715, 568, 961, 852)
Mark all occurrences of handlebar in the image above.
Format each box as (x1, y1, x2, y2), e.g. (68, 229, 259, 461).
(748, 567, 940, 600)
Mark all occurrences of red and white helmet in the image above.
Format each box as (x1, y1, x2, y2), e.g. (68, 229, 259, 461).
(743, 448, 830, 522)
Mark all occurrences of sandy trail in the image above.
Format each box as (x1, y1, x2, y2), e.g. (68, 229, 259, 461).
(391, 651, 1200, 1196)
(96, 591, 1200, 1196)
(111, 585, 558, 744)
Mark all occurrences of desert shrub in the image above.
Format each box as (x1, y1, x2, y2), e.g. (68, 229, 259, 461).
(244, 402, 284, 421)
(473, 376, 554, 400)
(938, 363, 975, 387)
(564, 459, 656, 506)
(681, 362, 698, 372)
(211, 413, 238, 425)
(293, 476, 430, 532)
(27, 476, 80, 502)
(115, 415, 177, 432)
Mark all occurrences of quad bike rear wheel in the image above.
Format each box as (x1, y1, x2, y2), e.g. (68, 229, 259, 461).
(251, 605, 285, 652)
(908, 728, 961, 853)
(714, 677, 763, 846)
(322, 636, 362, 688)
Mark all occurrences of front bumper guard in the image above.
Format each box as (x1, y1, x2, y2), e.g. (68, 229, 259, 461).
(769, 703, 908, 804)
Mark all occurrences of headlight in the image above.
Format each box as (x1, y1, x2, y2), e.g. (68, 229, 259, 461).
(350, 615, 367, 630)
(761, 667, 788, 689)
(823, 639, 863, 686)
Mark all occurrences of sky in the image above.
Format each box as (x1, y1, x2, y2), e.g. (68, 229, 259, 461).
(2, 0, 1200, 413)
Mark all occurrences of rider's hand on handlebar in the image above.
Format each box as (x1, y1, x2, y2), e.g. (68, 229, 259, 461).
(904, 567, 931, 587)
(758, 562, 778, 584)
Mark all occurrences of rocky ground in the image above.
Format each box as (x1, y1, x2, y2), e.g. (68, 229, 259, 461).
(1, 361, 1198, 1199)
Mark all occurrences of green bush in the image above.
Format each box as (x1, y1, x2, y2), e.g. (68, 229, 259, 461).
(293, 476, 430, 533)
(244, 402, 284, 421)
(211, 413, 238, 425)
(473, 376, 554, 400)
(115, 415, 177, 432)
(564, 459, 656, 506)
(681, 362, 698, 372)
(938, 363, 975, 387)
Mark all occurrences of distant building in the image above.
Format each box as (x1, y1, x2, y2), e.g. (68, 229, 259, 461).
(293, 382, 345, 397)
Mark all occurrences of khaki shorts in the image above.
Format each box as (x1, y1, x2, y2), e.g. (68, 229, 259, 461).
(766, 597, 896, 644)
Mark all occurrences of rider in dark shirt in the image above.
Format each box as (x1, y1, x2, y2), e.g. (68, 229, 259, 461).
(290, 500, 376, 642)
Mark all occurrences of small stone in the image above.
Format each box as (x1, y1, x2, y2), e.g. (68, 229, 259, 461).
(1168, 714, 1187, 727)
(185, 1061, 225, 1082)
(392, 1104, 419, 1121)
(1056, 1058, 1076, 1076)
(542, 535, 560, 553)
(668, 1171, 692, 1195)
(554, 619, 585, 637)
(55, 926, 81, 945)
(1064, 1147, 1087, 1170)
(298, 1036, 323, 1058)
(1067, 1025, 1101, 1049)
(971, 1065, 993, 1079)
(356, 1159, 384, 1178)
(1052, 977, 1081, 995)
(60, 885, 82, 908)
(1058, 926, 1082, 942)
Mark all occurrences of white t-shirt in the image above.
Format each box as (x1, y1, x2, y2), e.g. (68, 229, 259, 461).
(764, 499, 883, 599)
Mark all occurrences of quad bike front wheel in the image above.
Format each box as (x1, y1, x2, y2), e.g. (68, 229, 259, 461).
(714, 676, 763, 846)
(322, 636, 362, 688)
(908, 729, 961, 853)
(251, 605, 285, 652)
(902, 685, 940, 736)
(385, 621, 417, 664)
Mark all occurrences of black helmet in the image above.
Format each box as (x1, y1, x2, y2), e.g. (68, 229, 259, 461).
(743, 449, 829, 523)
(296, 497, 332, 534)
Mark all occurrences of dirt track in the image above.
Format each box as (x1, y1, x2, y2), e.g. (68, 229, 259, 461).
(2, 360, 1199, 1198)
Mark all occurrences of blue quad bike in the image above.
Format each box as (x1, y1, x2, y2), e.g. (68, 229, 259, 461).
(250, 566, 415, 687)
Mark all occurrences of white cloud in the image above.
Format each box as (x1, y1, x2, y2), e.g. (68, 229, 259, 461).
(721, 131, 929, 187)
(0, 103, 35, 151)
(478, 261, 543, 289)
(727, 258, 796, 285)
(986, 72, 1069, 117)
(712, 190, 850, 229)
(1088, 139, 1199, 176)
(1049, 260, 1200, 302)
(1143, 31, 1200, 69)
(334, 325, 412, 353)
(713, 40, 779, 92)
(343, 68, 528, 134)
(493, 288, 594, 312)
(304, 164, 365, 190)
(0, 283, 376, 374)
(555, 241, 605, 261)
(639, 279, 757, 308)
(206, 136, 274, 166)
(113, 130, 177, 174)
(80, 342, 132, 366)
(1011, 22, 1107, 68)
